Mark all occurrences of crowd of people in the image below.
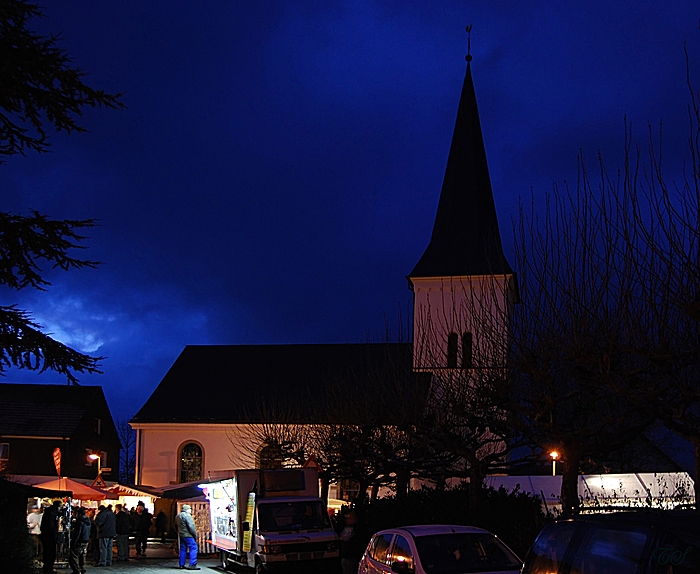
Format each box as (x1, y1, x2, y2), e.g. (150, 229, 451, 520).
(27, 499, 172, 574)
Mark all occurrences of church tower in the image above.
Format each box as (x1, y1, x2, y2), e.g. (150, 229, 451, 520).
(408, 50, 517, 374)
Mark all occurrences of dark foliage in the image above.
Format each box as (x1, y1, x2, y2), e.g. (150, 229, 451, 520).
(0, 482, 34, 574)
(0, 0, 122, 384)
(0, 0, 124, 159)
(353, 484, 550, 559)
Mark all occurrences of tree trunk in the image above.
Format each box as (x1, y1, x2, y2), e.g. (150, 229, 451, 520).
(435, 475, 445, 491)
(396, 469, 409, 500)
(560, 443, 581, 516)
(319, 476, 329, 502)
(468, 464, 485, 513)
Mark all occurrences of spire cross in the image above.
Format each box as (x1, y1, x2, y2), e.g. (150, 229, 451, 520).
(465, 24, 473, 62)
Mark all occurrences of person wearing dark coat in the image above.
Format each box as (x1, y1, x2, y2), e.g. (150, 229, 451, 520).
(69, 507, 90, 574)
(87, 508, 100, 565)
(115, 504, 131, 561)
(40, 500, 61, 574)
(155, 509, 168, 543)
(94, 504, 116, 566)
(338, 511, 364, 574)
(134, 501, 152, 556)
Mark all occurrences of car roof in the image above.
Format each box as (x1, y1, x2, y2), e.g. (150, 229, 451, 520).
(379, 524, 493, 537)
(556, 509, 700, 529)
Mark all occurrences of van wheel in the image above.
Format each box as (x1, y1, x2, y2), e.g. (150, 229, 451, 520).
(219, 550, 228, 570)
(254, 558, 267, 573)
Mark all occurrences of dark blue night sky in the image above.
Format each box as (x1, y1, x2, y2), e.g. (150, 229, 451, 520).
(2, 1, 699, 421)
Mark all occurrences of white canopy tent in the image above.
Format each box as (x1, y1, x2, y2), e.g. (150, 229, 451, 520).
(485, 472, 694, 513)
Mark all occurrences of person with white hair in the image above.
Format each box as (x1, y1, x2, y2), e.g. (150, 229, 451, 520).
(175, 504, 200, 570)
(27, 505, 42, 558)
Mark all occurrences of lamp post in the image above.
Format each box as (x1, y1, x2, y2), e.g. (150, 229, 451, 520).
(88, 453, 101, 476)
(550, 451, 560, 476)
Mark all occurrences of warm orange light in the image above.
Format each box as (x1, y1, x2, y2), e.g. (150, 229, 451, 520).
(88, 453, 101, 475)
(550, 451, 559, 476)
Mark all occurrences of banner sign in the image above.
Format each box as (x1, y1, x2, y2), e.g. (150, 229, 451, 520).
(53, 448, 61, 477)
(242, 492, 256, 552)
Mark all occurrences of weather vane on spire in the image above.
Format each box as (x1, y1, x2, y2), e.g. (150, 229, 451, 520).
(465, 24, 473, 62)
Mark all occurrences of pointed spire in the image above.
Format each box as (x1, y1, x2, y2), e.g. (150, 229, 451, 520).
(409, 33, 512, 278)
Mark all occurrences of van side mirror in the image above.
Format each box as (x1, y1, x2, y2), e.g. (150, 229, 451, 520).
(391, 561, 414, 574)
(242, 522, 250, 532)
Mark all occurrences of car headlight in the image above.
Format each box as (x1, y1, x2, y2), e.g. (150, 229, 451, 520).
(326, 541, 339, 551)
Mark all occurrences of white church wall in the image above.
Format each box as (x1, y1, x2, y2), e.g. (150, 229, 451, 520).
(132, 423, 258, 487)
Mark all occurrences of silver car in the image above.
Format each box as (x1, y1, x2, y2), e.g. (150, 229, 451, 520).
(358, 524, 522, 574)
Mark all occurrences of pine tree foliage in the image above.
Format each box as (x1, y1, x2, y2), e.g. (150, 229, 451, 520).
(0, 0, 123, 384)
(0, 0, 123, 159)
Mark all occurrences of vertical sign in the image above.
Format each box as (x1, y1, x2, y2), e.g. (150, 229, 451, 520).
(242, 492, 255, 552)
(52, 448, 61, 477)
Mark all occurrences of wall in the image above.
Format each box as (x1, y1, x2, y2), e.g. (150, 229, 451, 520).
(131, 423, 260, 487)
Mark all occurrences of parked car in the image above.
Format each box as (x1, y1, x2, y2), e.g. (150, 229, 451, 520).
(357, 524, 522, 574)
(520, 509, 700, 574)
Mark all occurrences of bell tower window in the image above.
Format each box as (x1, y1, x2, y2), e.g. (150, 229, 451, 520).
(462, 332, 473, 368)
(447, 332, 458, 368)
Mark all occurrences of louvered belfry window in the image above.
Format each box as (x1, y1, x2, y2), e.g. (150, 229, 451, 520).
(462, 332, 473, 368)
(447, 332, 459, 368)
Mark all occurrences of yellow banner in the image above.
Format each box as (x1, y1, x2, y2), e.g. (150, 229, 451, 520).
(242, 492, 255, 553)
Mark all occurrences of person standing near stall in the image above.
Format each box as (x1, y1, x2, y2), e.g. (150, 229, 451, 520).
(155, 509, 168, 543)
(176, 504, 200, 570)
(94, 504, 116, 566)
(68, 507, 90, 574)
(115, 504, 131, 561)
(134, 501, 152, 557)
(27, 504, 43, 559)
(40, 500, 61, 573)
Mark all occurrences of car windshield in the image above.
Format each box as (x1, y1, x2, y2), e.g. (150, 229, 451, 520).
(414, 532, 521, 574)
(257, 500, 331, 532)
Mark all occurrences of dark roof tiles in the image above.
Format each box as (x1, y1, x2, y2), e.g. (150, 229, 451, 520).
(0, 384, 107, 437)
(132, 343, 428, 424)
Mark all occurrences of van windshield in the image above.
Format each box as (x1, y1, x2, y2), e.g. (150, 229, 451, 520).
(257, 500, 331, 532)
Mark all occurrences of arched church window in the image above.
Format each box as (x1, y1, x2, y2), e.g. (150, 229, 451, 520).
(179, 442, 203, 483)
(447, 332, 458, 368)
(462, 332, 473, 368)
(258, 441, 284, 469)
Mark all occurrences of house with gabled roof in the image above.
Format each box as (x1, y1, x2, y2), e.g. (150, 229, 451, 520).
(131, 52, 517, 490)
(0, 383, 121, 480)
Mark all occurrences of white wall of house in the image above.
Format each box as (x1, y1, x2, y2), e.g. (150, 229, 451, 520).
(131, 423, 260, 487)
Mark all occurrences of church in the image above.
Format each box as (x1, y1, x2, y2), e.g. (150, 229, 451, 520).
(130, 50, 515, 491)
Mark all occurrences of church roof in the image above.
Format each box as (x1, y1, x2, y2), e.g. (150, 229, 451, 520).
(410, 61, 513, 278)
(0, 383, 110, 437)
(132, 342, 429, 424)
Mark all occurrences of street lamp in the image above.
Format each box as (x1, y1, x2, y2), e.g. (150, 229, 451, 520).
(550, 451, 560, 477)
(88, 453, 101, 476)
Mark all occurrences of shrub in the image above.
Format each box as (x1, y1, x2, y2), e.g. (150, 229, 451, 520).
(351, 483, 551, 559)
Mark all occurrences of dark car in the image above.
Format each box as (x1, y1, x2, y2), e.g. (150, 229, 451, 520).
(520, 509, 700, 574)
